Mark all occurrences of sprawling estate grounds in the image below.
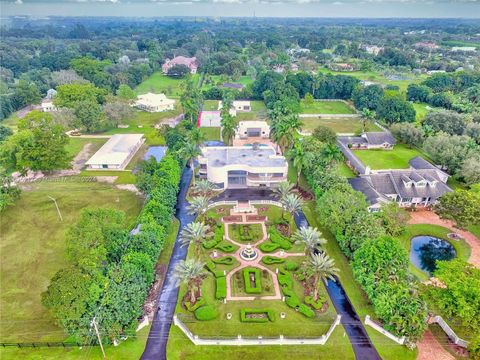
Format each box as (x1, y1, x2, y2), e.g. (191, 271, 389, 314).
(134, 72, 200, 97)
(0, 181, 143, 343)
(301, 117, 381, 133)
(166, 203, 356, 359)
(353, 144, 424, 169)
(300, 100, 356, 114)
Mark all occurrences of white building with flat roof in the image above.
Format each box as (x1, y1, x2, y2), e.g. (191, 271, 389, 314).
(135, 93, 175, 112)
(41, 99, 57, 112)
(236, 121, 270, 139)
(218, 100, 251, 117)
(86, 134, 144, 170)
(198, 146, 288, 189)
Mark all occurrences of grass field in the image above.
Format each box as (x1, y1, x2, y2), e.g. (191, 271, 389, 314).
(337, 162, 356, 178)
(301, 117, 381, 133)
(0, 182, 143, 343)
(135, 72, 199, 97)
(235, 101, 268, 121)
(201, 127, 221, 141)
(202, 75, 254, 90)
(300, 100, 355, 114)
(79, 170, 137, 184)
(352, 144, 423, 169)
(203, 100, 219, 111)
(65, 137, 107, 159)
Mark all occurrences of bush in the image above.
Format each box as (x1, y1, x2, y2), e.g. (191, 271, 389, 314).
(212, 256, 235, 265)
(185, 297, 206, 312)
(280, 286, 294, 297)
(215, 242, 236, 253)
(278, 272, 293, 289)
(194, 305, 218, 321)
(298, 304, 315, 318)
(259, 242, 280, 253)
(215, 276, 227, 299)
(305, 295, 326, 310)
(284, 261, 298, 271)
(205, 260, 225, 278)
(240, 309, 276, 323)
(203, 239, 218, 249)
(268, 227, 292, 250)
(243, 267, 262, 294)
(285, 295, 301, 308)
(261, 256, 285, 265)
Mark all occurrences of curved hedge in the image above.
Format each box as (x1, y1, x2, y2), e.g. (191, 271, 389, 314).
(268, 227, 292, 250)
(305, 295, 325, 310)
(185, 297, 206, 312)
(284, 261, 299, 271)
(215, 242, 236, 253)
(259, 242, 280, 253)
(261, 256, 285, 265)
(212, 256, 235, 265)
(194, 305, 219, 321)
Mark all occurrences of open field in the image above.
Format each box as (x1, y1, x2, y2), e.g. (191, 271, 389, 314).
(235, 101, 268, 121)
(352, 144, 423, 169)
(337, 162, 356, 178)
(203, 100, 219, 111)
(202, 75, 254, 90)
(300, 100, 355, 114)
(135, 72, 199, 97)
(65, 137, 107, 159)
(201, 127, 221, 141)
(301, 117, 381, 133)
(0, 182, 143, 343)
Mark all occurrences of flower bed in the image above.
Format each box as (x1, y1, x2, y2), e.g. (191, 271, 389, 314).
(240, 308, 276, 323)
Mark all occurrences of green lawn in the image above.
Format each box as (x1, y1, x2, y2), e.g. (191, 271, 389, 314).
(300, 100, 355, 114)
(65, 137, 107, 159)
(235, 101, 268, 121)
(396, 223, 472, 281)
(413, 102, 430, 122)
(135, 72, 199, 97)
(79, 170, 137, 184)
(202, 75, 254, 90)
(467, 225, 480, 239)
(0, 182, 143, 343)
(203, 100, 219, 111)
(201, 127, 221, 141)
(337, 162, 356, 178)
(301, 117, 381, 134)
(352, 144, 423, 169)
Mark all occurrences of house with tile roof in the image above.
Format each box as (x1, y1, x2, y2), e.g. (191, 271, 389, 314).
(162, 56, 198, 74)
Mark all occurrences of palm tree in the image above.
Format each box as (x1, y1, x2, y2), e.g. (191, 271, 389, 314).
(270, 114, 302, 152)
(220, 114, 237, 146)
(173, 259, 207, 304)
(193, 179, 216, 198)
(179, 222, 213, 256)
(179, 142, 201, 185)
(302, 253, 339, 301)
(321, 143, 343, 164)
(189, 127, 206, 146)
(361, 108, 376, 133)
(187, 196, 210, 216)
(273, 181, 294, 200)
(280, 193, 303, 235)
(292, 226, 327, 255)
(286, 142, 307, 187)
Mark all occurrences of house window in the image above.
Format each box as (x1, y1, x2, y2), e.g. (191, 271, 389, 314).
(102, 164, 108, 169)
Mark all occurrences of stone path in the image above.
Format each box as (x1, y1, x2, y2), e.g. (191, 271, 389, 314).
(417, 330, 455, 360)
(408, 210, 480, 267)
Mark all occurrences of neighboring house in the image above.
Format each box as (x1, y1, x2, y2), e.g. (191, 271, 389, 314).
(349, 168, 452, 212)
(427, 70, 447, 75)
(162, 56, 198, 74)
(41, 99, 57, 112)
(85, 134, 144, 170)
(222, 83, 245, 90)
(409, 156, 450, 183)
(364, 45, 384, 55)
(287, 47, 310, 57)
(273, 65, 285, 74)
(328, 63, 356, 72)
(290, 63, 299, 72)
(236, 121, 270, 139)
(46, 88, 57, 99)
(451, 47, 477, 52)
(198, 111, 222, 127)
(198, 146, 288, 189)
(134, 93, 175, 112)
(338, 132, 396, 150)
(218, 100, 251, 116)
(414, 42, 440, 51)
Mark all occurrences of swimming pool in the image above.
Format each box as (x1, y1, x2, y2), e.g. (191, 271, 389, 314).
(143, 146, 167, 162)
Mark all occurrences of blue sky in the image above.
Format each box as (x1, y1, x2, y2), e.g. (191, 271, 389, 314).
(1, 0, 479, 18)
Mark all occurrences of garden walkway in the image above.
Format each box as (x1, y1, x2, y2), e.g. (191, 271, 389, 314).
(408, 210, 480, 268)
(417, 330, 455, 360)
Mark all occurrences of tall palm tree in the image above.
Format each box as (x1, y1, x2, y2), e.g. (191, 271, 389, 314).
(270, 114, 302, 152)
(179, 222, 213, 256)
(321, 143, 343, 164)
(292, 226, 327, 255)
(302, 253, 339, 301)
(286, 142, 307, 187)
(361, 108, 376, 133)
(280, 193, 303, 235)
(173, 259, 207, 304)
(220, 114, 237, 146)
(189, 127, 206, 147)
(187, 196, 210, 216)
(193, 179, 216, 198)
(273, 181, 294, 200)
(179, 142, 201, 185)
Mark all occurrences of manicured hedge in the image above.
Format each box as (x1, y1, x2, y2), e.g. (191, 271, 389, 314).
(203, 239, 218, 249)
(259, 242, 280, 253)
(261, 256, 285, 265)
(185, 297, 206, 312)
(284, 261, 298, 271)
(215, 276, 227, 299)
(240, 309, 276, 323)
(243, 267, 262, 294)
(305, 295, 325, 310)
(268, 227, 292, 250)
(203, 225, 224, 249)
(215, 242, 236, 253)
(212, 256, 235, 265)
(285, 294, 301, 308)
(205, 260, 225, 278)
(277, 271, 293, 288)
(298, 304, 315, 318)
(194, 305, 219, 321)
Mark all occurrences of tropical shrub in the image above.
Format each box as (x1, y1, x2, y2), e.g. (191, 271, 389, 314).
(277, 271, 293, 288)
(305, 295, 326, 310)
(285, 295, 301, 308)
(284, 261, 299, 271)
(185, 297, 206, 312)
(268, 227, 292, 250)
(194, 305, 219, 321)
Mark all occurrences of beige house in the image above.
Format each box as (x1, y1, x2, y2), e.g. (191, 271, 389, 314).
(218, 100, 251, 117)
(236, 121, 270, 139)
(86, 134, 144, 170)
(41, 99, 57, 112)
(198, 146, 288, 189)
(135, 93, 175, 112)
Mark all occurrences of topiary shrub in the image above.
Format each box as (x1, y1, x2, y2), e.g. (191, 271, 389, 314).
(298, 304, 315, 318)
(278, 272, 293, 289)
(185, 297, 206, 312)
(259, 242, 280, 253)
(261, 256, 285, 265)
(194, 305, 219, 321)
(284, 261, 298, 271)
(215, 276, 227, 299)
(205, 260, 225, 278)
(268, 227, 292, 250)
(285, 295, 301, 308)
(305, 295, 326, 310)
(280, 286, 294, 297)
(215, 242, 236, 253)
(240, 309, 276, 323)
(243, 267, 262, 294)
(212, 256, 235, 265)
(203, 239, 218, 249)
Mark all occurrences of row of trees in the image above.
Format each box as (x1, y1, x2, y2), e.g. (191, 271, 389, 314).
(42, 153, 183, 343)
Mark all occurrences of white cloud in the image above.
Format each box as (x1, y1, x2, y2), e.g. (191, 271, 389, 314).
(15, 0, 23, 4)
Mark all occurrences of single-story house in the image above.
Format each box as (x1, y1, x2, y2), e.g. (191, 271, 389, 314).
(236, 121, 270, 139)
(198, 111, 222, 127)
(85, 134, 144, 170)
(162, 56, 198, 74)
(135, 93, 175, 112)
(338, 132, 396, 150)
(198, 146, 288, 189)
(349, 167, 452, 212)
(409, 156, 449, 183)
(218, 100, 251, 117)
(41, 99, 57, 112)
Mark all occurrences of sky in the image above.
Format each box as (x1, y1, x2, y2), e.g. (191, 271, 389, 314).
(1, 0, 479, 18)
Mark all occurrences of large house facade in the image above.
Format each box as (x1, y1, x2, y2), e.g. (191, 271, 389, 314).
(198, 146, 288, 189)
(162, 56, 198, 74)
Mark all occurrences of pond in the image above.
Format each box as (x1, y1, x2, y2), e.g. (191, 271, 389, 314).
(143, 146, 167, 162)
(410, 236, 456, 275)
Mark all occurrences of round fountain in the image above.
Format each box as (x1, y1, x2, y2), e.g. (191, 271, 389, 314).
(240, 244, 258, 261)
